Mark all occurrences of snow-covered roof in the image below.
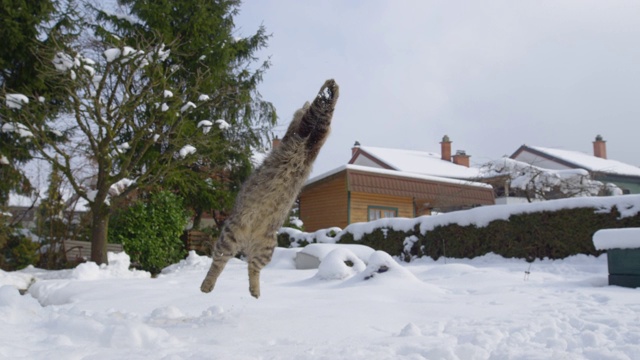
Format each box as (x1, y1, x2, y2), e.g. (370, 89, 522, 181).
(306, 164, 492, 190)
(353, 146, 481, 179)
(526, 146, 640, 177)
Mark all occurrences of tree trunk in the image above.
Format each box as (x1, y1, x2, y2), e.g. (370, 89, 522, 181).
(192, 207, 203, 230)
(90, 206, 110, 265)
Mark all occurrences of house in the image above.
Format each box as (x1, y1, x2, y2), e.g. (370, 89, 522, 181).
(298, 137, 495, 232)
(511, 135, 640, 194)
(348, 136, 480, 180)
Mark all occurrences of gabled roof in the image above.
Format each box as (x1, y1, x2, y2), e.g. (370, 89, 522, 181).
(349, 146, 480, 180)
(511, 145, 640, 178)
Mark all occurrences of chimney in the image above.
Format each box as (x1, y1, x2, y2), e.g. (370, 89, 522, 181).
(352, 141, 361, 157)
(272, 136, 281, 149)
(440, 135, 452, 162)
(593, 135, 607, 159)
(452, 150, 470, 167)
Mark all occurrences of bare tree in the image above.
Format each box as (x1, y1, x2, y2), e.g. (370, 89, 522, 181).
(479, 157, 620, 202)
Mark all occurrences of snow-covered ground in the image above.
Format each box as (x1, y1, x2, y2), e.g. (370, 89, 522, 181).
(2, 248, 639, 360)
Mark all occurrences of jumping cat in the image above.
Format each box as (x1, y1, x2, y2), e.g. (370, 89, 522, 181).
(200, 79, 340, 298)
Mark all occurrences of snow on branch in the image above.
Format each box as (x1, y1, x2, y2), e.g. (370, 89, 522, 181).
(197, 120, 213, 134)
(1, 122, 33, 138)
(178, 145, 196, 158)
(180, 101, 196, 113)
(215, 119, 231, 130)
(5, 94, 29, 109)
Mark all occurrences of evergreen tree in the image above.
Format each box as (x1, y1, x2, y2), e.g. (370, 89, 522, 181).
(0, 0, 78, 205)
(99, 0, 276, 228)
(1, 1, 275, 264)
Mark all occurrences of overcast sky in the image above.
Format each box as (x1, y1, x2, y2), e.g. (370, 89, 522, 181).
(234, 1, 640, 177)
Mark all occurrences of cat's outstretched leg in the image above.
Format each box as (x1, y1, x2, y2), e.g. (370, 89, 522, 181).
(247, 242, 275, 298)
(296, 79, 339, 162)
(200, 232, 237, 293)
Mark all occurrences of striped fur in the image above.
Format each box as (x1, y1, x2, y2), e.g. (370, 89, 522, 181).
(201, 79, 339, 298)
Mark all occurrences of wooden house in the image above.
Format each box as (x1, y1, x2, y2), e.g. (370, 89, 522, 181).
(299, 164, 495, 232)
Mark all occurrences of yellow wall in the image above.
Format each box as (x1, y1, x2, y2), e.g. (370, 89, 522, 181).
(349, 192, 414, 224)
(299, 174, 348, 232)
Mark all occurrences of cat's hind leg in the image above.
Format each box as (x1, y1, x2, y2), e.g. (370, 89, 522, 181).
(247, 243, 276, 299)
(200, 232, 237, 293)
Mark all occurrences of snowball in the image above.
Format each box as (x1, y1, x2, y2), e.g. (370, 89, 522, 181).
(38, 96, 45, 103)
(5, 94, 29, 109)
(179, 145, 196, 158)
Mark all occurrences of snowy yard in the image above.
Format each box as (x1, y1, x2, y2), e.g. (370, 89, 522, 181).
(2, 248, 640, 360)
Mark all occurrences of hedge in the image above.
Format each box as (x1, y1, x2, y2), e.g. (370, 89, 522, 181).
(278, 201, 640, 261)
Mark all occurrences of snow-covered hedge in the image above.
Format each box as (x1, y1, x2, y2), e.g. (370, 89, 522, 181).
(279, 195, 640, 261)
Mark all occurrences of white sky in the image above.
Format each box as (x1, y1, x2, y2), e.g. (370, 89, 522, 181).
(234, 1, 640, 178)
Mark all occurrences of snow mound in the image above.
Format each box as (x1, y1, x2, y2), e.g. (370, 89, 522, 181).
(0, 269, 35, 290)
(161, 251, 212, 275)
(150, 306, 185, 321)
(399, 322, 422, 337)
(316, 248, 366, 280)
(0, 285, 43, 324)
(71, 252, 150, 280)
(266, 248, 300, 269)
(345, 251, 421, 284)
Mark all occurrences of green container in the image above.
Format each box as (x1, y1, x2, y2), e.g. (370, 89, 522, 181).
(607, 249, 640, 288)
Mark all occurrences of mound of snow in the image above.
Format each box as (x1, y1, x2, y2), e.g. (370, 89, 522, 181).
(71, 252, 150, 280)
(295, 243, 374, 269)
(266, 248, 300, 269)
(161, 251, 212, 275)
(0, 269, 35, 290)
(345, 251, 421, 284)
(316, 248, 366, 280)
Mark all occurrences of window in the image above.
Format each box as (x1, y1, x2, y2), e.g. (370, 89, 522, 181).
(368, 206, 398, 221)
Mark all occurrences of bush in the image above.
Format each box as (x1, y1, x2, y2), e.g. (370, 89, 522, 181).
(0, 231, 40, 271)
(109, 191, 188, 274)
(277, 204, 640, 261)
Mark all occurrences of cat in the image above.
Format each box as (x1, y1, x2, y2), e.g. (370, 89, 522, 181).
(201, 79, 339, 298)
